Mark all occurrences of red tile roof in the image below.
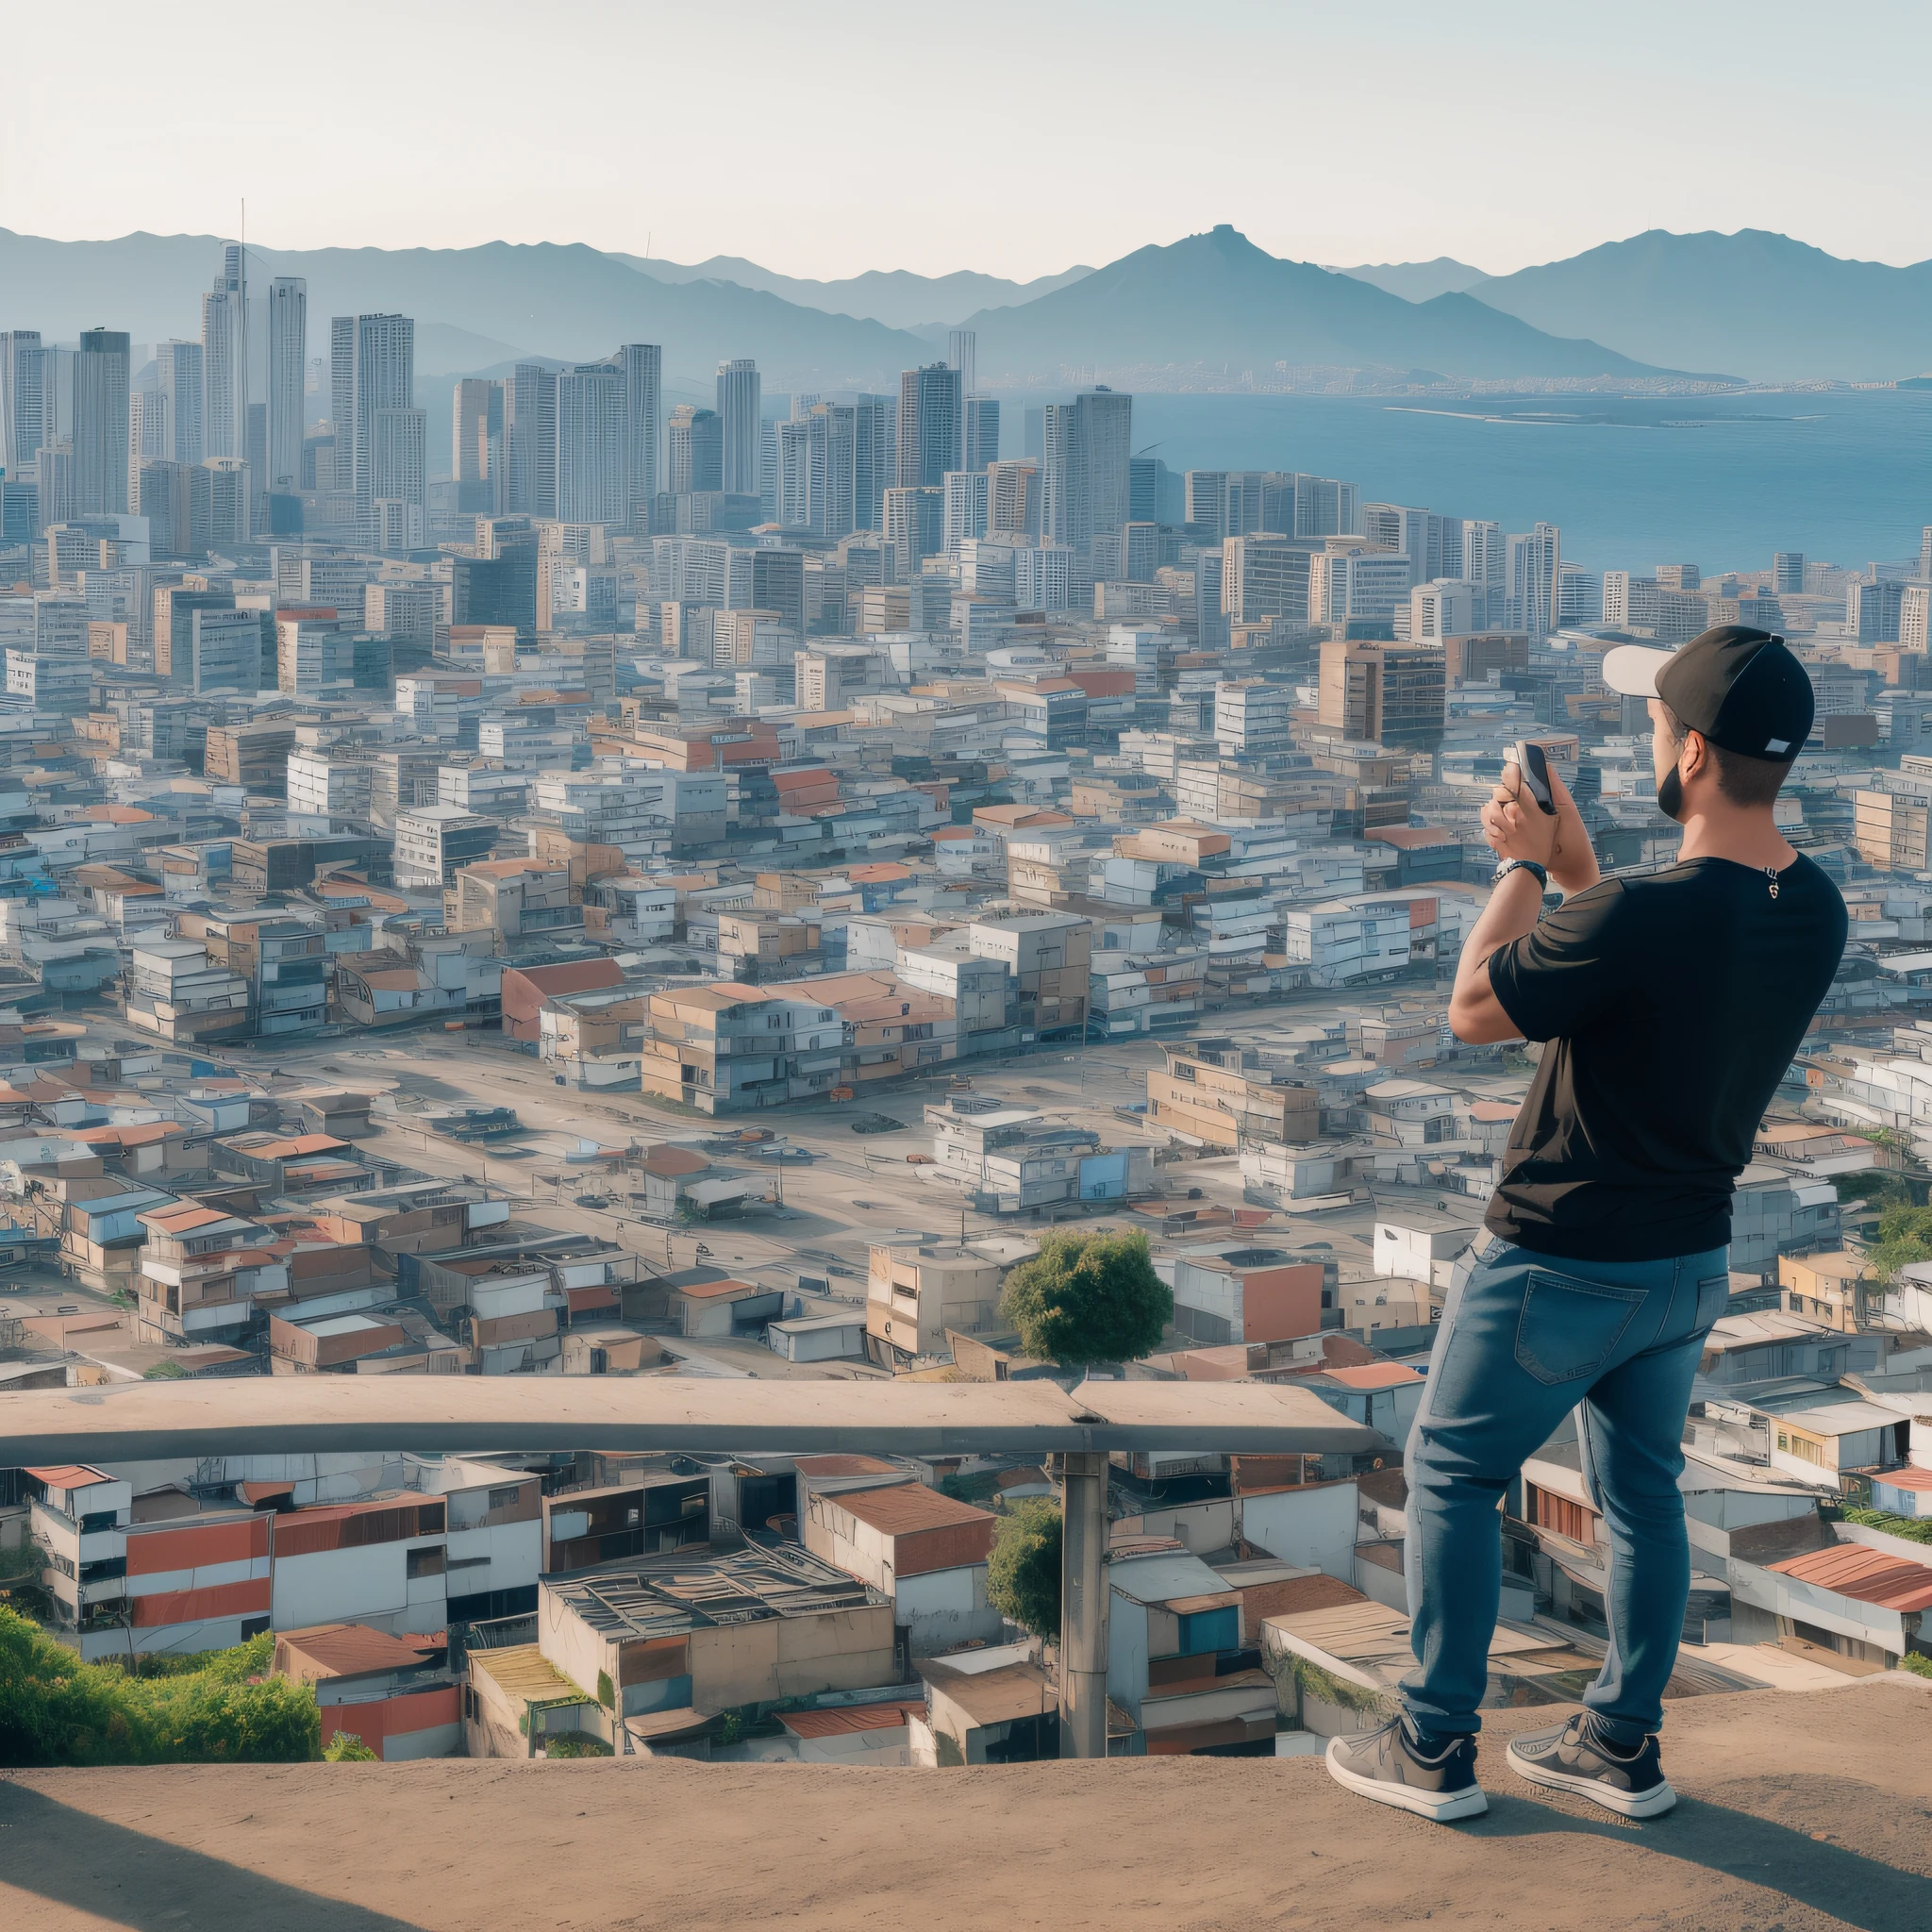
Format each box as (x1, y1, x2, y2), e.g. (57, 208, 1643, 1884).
(1768, 1541, 1932, 1611)
(1319, 1363, 1425, 1390)
(25, 1464, 112, 1489)
(778, 1700, 923, 1740)
(834, 1481, 993, 1536)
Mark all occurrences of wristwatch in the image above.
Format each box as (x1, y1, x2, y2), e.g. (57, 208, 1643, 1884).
(1492, 858, 1548, 889)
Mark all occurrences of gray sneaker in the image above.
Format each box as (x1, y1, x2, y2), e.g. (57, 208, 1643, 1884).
(1324, 1716, 1488, 1823)
(1507, 1712, 1676, 1818)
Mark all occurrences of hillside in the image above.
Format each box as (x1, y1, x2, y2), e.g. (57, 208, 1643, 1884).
(1467, 229, 1932, 382)
(1332, 258, 1490, 303)
(0, 230, 932, 389)
(962, 226, 1690, 384)
(615, 255, 1093, 330)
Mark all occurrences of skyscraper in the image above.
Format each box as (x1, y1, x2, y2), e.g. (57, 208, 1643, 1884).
(1506, 523, 1561, 637)
(453, 377, 505, 515)
(620, 342, 661, 532)
(75, 329, 131, 515)
(896, 364, 961, 489)
(202, 243, 247, 460)
(340, 315, 414, 541)
(0, 331, 44, 471)
(266, 277, 307, 492)
(963, 394, 999, 473)
(1774, 550, 1806, 595)
(155, 341, 205, 466)
(127, 390, 169, 509)
(1040, 387, 1130, 559)
(373, 407, 427, 512)
(508, 362, 558, 519)
(714, 358, 759, 495)
(557, 361, 627, 525)
(852, 394, 893, 533)
(947, 329, 976, 397)
(668, 406, 723, 495)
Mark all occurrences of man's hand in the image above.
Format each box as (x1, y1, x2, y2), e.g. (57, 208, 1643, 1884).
(1484, 757, 1601, 895)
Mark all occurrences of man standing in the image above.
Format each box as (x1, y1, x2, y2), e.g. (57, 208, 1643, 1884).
(1324, 627, 1845, 1823)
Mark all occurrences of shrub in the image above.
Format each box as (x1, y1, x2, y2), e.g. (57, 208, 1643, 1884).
(544, 1732, 613, 1758)
(0, 1609, 319, 1766)
(323, 1729, 378, 1760)
(997, 1230, 1172, 1369)
(596, 1670, 615, 1709)
(988, 1499, 1061, 1641)
(1842, 1506, 1932, 1546)
(1900, 1652, 1932, 1680)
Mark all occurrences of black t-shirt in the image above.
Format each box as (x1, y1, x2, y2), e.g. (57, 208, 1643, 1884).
(1484, 854, 1847, 1261)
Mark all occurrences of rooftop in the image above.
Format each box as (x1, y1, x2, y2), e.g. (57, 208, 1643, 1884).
(8, 1679, 1923, 1929)
(544, 1543, 887, 1637)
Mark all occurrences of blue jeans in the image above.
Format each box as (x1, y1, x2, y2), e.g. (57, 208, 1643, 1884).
(1401, 1235, 1729, 1743)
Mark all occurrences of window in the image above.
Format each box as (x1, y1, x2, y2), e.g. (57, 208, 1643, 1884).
(487, 1486, 523, 1511)
(1525, 1483, 1599, 1545)
(406, 1545, 446, 1579)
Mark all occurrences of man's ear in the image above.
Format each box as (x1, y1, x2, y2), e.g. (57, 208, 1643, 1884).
(1679, 727, 1708, 779)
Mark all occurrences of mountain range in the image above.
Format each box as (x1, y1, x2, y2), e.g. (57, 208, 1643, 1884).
(616, 255, 1093, 330)
(1463, 229, 1932, 383)
(7, 222, 1930, 392)
(961, 226, 1673, 382)
(1332, 258, 1490, 303)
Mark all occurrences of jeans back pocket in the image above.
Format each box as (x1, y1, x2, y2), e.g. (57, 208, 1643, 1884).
(1514, 1270, 1649, 1387)
(1692, 1274, 1729, 1336)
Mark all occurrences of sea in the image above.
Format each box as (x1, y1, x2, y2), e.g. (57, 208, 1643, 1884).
(1116, 388, 1932, 575)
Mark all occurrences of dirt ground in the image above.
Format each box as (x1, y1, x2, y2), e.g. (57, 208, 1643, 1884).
(2, 1678, 1925, 1932)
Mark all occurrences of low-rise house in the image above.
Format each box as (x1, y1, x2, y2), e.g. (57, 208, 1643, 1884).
(866, 1241, 1005, 1365)
(1147, 1039, 1320, 1150)
(1168, 1245, 1324, 1348)
(273, 1624, 460, 1761)
(803, 1478, 1001, 1658)
(530, 1543, 897, 1753)
(918, 1645, 1058, 1764)
(669, 1276, 784, 1339)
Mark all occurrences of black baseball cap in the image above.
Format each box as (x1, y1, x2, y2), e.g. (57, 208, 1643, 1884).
(1601, 625, 1814, 762)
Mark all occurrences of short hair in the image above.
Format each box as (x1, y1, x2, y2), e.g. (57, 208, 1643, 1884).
(1658, 703, 1792, 808)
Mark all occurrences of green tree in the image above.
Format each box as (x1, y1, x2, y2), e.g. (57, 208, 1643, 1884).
(997, 1229, 1172, 1369)
(1865, 1201, 1932, 1282)
(987, 1499, 1061, 1641)
(323, 1729, 379, 1760)
(0, 1610, 319, 1766)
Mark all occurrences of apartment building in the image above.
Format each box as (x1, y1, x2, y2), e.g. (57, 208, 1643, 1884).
(639, 982, 843, 1113)
(1147, 1040, 1320, 1150)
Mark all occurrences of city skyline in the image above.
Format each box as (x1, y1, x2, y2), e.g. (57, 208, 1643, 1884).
(7, 1, 1932, 280)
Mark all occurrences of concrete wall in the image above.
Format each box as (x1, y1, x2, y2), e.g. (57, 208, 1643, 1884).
(896, 1562, 1003, 1657)
(1241, 1481, 1359, 1584)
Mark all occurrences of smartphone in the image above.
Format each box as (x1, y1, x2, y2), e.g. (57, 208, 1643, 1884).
(1510, 741, 1557, 815)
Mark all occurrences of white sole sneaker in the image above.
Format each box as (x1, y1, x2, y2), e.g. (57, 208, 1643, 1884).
(1324, 1734, 1489, 1822)
(1507, 1740, 1677, 1817)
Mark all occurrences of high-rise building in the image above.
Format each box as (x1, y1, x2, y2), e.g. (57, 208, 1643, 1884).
(453, 377, 506, 515)
(266, 277, 306, 492)
(1, 331, 44, 471)
(155, 341, 205, 466)
(1773, 551, 1806, 596)
(714, 358, 759, 495)
(897, 364, 961, 490)
(1360, 503, 1429, 588)
(962, 394, 999, 474)
(1318, 639, 1446, 750)
(883, 486, 944, 583)
(201, 243, 248, 460)
(1185, 470, 1228, 541)
(331, 314, 414, 540)
(1040, 387, 1130, 559)
(779, 405, 856, 540)
(852, 393, 893, 533)
(1506, 523, 1561, 638)
(557, 361, 627, 525)
(373, 408, 426, 515)
(1223, 536, 1312, 625)
(668, 406, 723, 495)
(943, 470, 989, 554)
(1291, 474, 1357, 539)
(507, 361, 557, 520)
(75, 329, 131, 516)
(620, 342, 661, 532)
(948, 329, 976, 463)
(1461, 519, 1506, 619)
(1129, 456, 1176, 526)
(987, 460, 1040, 538)
(127, 391, 169, 508)
(205, 457, 251, 548)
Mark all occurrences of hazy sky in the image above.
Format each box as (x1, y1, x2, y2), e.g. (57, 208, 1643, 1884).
(7, 0, 1931, 280)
